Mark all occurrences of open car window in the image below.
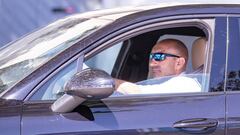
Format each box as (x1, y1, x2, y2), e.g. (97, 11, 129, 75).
(30, 19, 213, 100)
(84, 42, 123, 74)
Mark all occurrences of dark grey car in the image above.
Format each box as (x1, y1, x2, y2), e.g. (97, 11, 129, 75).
(0, 2, 240, 135)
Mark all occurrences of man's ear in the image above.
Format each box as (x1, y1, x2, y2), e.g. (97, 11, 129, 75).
(175, 57, 186, 70)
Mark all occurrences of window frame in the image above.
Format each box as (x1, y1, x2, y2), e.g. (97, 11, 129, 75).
(25, 16, 218, 101)
(85, 18, 214, 89)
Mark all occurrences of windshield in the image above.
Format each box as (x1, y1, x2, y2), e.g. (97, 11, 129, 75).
(0, 15, 115, 94)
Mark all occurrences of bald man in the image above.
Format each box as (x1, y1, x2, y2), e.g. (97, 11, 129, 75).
(115, 38, 201, 95)
(148, 39, 188, 78)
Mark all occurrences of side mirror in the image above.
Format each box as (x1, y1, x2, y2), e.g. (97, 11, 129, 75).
(51, 68, 115, 113)
(65, 68, 115, 99)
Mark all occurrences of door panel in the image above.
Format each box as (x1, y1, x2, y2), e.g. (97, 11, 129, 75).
(225, 93, 240, 135)
(103, 94, 225, 134)
(0, 99, 22, 135)
(22, 94, 225, 135)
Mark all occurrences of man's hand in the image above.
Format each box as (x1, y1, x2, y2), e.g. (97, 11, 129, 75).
(114, 79, 141, 95)
(114, 79, 127, 89)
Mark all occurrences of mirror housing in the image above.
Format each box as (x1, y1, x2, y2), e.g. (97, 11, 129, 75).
(51, 68, 115, 113)
(65, 68, 114, 99)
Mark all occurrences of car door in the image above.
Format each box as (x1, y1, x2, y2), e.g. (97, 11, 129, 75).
(225, 16, 240, 134)
(0, 99, 22, 135)
(21, 13, 227, 135)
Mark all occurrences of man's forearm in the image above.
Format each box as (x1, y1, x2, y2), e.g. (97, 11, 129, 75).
(114, 79, 141, 94)
(114, 79, 127, 89)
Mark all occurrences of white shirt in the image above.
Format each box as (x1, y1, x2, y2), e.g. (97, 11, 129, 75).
(117, 74, 201, 95)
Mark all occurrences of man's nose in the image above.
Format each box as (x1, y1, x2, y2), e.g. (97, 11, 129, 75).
(149, 59, 158, 67)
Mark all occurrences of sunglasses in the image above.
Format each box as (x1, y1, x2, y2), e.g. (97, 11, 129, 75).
(149, 52, 180, 61)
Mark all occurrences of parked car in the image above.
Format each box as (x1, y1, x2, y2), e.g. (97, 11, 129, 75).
(1, 2, 240, 135)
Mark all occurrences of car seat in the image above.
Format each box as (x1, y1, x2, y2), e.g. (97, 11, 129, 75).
(191, 37, 207, 73)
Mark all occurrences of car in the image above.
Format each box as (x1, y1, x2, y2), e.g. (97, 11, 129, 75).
(1, 2, 240, 135)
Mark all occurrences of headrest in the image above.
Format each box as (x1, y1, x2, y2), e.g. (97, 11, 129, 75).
(191, 37, 207, 70)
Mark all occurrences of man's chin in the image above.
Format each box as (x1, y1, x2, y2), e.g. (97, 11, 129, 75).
(149, 70, 163, 78)
(151, 74, 163, 78)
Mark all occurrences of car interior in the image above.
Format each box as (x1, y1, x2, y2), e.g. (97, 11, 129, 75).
(111, 26, 207, 83)
(30, 25, 209, 100)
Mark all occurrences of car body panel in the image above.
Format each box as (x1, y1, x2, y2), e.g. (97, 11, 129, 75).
(225, 92, 240, 135)
(22, 94, 225, 135)
(0, 99, 22, 135)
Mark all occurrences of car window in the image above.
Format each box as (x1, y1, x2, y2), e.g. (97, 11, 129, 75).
(30, 43, 123, 100)
(226, 17, 240, 91)
(0, 17, 113, 94)
(30, 60, 77, 100)
(30, 21, 213, 100)
(85, 27, 211, 95)
(85, 42, 123, 74)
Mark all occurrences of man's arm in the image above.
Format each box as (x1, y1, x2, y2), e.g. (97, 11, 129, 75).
(114, 79, 127, 89)
(114, 79, 141, 94)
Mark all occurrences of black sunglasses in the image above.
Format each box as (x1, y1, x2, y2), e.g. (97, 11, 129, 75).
(149, 52, 180, 61)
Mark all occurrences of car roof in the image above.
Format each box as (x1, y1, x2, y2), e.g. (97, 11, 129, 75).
(62, 2, 240, 20)
(68, 1, 240, 18)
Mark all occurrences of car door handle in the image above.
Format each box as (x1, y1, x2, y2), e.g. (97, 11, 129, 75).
(173, 118, 218, 134)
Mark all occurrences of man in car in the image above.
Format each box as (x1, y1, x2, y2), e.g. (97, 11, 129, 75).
(115, 38, 201, 94)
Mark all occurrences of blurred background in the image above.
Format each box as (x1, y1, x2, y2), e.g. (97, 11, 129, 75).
(0, 0, 165, 48)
